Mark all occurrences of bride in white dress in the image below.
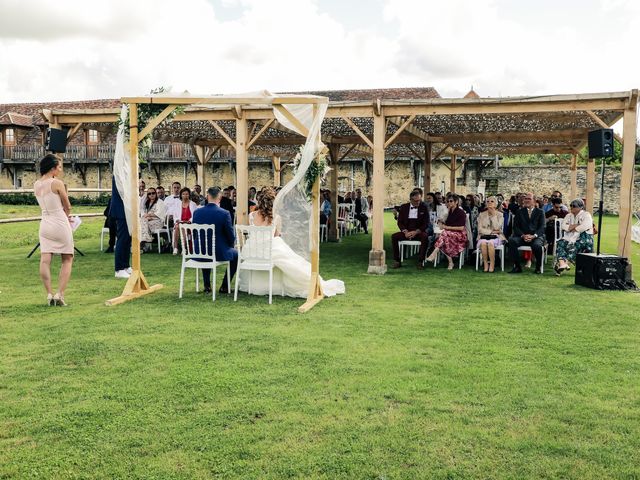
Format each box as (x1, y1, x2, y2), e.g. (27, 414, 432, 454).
(238, 188, 345, 298)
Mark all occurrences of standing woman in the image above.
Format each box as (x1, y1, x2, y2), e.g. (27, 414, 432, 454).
(426, 194, 468, 270)
(34, 154, 74, 306)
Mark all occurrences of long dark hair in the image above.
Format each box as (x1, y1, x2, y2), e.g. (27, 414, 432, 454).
(256, 187, 275, 224)
(39, 154, 59, 176)
(144, 188, 157, 210)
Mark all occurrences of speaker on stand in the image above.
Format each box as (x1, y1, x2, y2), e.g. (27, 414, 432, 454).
(45, 128, 68, 153)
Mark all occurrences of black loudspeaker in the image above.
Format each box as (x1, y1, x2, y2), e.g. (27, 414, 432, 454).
(45, 128, 67, 153)
(575, 253, 633, 290)
(588, 128, 614, 158)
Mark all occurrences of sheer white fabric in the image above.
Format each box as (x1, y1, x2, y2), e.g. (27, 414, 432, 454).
(113, 105, 133, 234)
(238, 212, 345, 298)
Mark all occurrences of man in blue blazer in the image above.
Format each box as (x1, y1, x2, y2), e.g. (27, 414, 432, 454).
(192, 186, 238, 293)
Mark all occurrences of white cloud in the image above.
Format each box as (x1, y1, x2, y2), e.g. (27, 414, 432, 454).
(0, 0, 637, 104)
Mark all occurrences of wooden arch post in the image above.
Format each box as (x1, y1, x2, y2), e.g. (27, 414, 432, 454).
(618, 90, 638, 267)
(106, 102, 163, 306)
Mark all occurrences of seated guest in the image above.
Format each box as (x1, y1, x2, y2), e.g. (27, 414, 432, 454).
(391, 190, 431, 269)
(163, 181, 182, 226)
(320, 190, 331, 225)
(544, 190, 568, 213)
(353, 188, 369, 233)
(508, 192, 545, 274)
(433, 193, 448, 221)
(554, 199, 594, 275)
(476, 196, 506, 272)
(545, 197, 568, 249)
(367, 195, 373, 216)
(426, 194, 468, 270)
(424, 192, 435, 211)
(140, 187, 167, 253)
(172, 187, 198, 255)
(156, 185, 166, 201)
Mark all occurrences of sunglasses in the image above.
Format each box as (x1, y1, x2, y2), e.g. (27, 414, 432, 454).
(446, 199, 456, 203)
(147, 192, 156, 196)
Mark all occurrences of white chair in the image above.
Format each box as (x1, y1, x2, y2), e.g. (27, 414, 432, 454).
(178, 223, 230, 302)
(153, 214, 172, 253)
(234, 225, 279, 304)
(100, 227, 110, 251)
(319, 224, 327, 243)
(474, 243, 505, 271)
(337, 203, 355, 237)
(631, 211, 640, 244)
(551, 218, 564, 260)
(517, 245, 547, 273)
(399, 240, 421, 260)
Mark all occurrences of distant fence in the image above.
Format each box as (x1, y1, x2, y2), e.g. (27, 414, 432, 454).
(0, 188, 110, 194)
(0, 212, 103, 224)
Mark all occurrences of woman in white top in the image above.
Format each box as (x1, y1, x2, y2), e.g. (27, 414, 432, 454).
(238, 188, 345, 298)
(139, 187, 167, 252)
(554, 198, 594, 275)
(476, 196, 506, 272)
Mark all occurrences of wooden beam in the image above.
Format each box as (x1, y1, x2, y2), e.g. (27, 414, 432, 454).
(138, 105, 178, 142)
(586, 111, 624, 143)
(342, 117, 374, 149)
(247, 119, 274, 148)
(367, 111, 386, 274)
(236, 116, 249, 225)
(271, 154, 281, 187)
(618, 94, 638, 262)
(585, 158, 595, 213)
(274, 105, 309, 137)
(121, 95, 327, 105)
(208, 120, 237, 149)
(384, 115, 416, 148)
(338, 144, 357, 162)
(450, 154, 457, 193)
(424, 141, 432, 193)
(570, 153, 577, 199)
(66, 123, 83, 141)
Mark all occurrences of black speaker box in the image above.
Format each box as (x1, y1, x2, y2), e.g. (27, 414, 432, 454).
(588, 128, 614, 158)
(575, 253, 631, 290)
(45, 128, 67, 153)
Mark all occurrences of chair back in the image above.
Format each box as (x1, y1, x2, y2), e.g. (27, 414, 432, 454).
(179, 223, 216, 262)
(236, 225, 275, 264)
(554, 218, 564, 242)
(337, 203, 351, 221)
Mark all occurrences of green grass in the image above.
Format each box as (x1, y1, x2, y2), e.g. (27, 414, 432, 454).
(0, 207, 639, 479)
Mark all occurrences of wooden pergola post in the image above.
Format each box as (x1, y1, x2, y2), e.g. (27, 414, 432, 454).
(368, 109, 386, 274)
(271, 154, 281, 187)
(586, 157, 595, 212)
(193, 145, 206, 192)
(328, 143, 340, 242)
(299, 105, 324, 313)
(423, 141, 432, 193)
(570, 153, 578, 200)
(618, 91, 638, 263)
(235, 115, 249, 225)
(106, 102, 162, 306)
(450, 153, 457, 193)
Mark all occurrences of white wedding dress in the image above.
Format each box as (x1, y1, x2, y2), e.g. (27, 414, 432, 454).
(238, 213, 345, 298)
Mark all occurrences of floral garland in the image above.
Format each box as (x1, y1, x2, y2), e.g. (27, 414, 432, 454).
(292, 146, 330, 200)
(116, 87, 185, 162)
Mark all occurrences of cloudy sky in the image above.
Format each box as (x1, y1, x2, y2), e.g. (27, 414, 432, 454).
(0, 0, 638, 103)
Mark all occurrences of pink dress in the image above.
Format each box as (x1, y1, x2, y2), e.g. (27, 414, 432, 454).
(34, 178, 74, 255)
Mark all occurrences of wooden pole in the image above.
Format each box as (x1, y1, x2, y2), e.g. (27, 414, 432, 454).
(235, 115, 249, 225)
(450, 154, 457, 193)
(586, 158, 595, 213)
(271, 154, 281, 187)
(570, 153, 577, 200)
(106, 103, 162, 306)
(367, 110, 386, 274)
(618, 99, 638, 263)
(328, 143, 340, 242)
(299, 105, 324, 313)
(194, 145, 206, 192)
(423, 141, 432, 193)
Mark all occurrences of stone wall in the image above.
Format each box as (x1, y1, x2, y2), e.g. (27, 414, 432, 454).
(479, 165, 640, 214)
(3, 157, 637, 214)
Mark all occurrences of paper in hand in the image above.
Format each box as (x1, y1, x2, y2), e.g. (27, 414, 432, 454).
(70, 215, 82, 232)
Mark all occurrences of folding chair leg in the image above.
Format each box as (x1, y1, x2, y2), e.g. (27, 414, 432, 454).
(195, 270, 199, 292)
(234, 268, 240, 301)
(212, 268, 216, 302)
(226, 263, 231, 293)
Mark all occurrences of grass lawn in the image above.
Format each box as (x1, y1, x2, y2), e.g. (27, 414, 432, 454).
(0, 206, 639, 479)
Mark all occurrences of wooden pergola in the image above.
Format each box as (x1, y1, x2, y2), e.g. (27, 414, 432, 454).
(45, 89, 639, 279)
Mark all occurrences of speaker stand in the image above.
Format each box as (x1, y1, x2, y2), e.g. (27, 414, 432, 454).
(595, 157, 608, 256)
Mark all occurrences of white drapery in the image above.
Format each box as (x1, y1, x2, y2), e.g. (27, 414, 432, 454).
(112, 92, 328, 258)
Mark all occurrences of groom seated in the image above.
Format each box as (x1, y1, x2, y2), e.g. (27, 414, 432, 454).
(192, 187, 238, 293)
(391, 190, 431, 270)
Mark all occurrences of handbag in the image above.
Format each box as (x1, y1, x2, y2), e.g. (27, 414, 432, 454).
(480, 234, 497, 240)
